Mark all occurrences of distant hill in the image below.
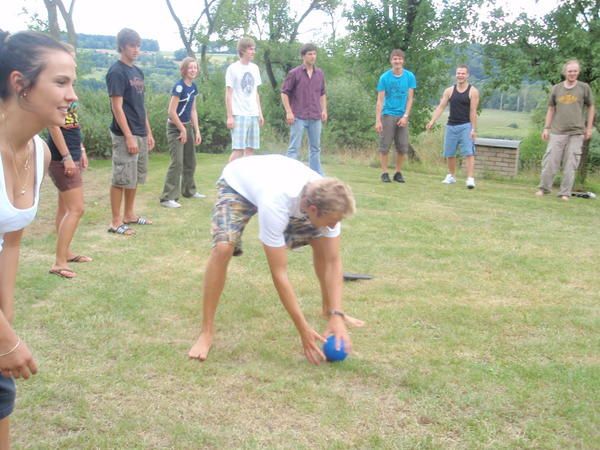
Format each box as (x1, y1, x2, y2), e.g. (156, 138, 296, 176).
(75, 33, 159, 52)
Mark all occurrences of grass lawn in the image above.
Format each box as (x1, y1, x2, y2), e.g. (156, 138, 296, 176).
(13, 152, 599, 449)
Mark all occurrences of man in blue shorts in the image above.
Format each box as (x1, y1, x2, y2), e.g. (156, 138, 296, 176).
(375, 49, 416, 183)
(427, 65, 480, 189)
(188, 155, 363, 365)
(225, 37, 264, 162)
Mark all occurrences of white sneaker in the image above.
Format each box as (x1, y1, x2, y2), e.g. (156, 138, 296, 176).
(161, 200, 181, 208)
(466, 177, 476, 189)
(442, 174, 456, 184)
(190, 192, 206, 199)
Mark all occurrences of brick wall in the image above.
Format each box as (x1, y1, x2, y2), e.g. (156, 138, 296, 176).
(462, 138, 520, 177)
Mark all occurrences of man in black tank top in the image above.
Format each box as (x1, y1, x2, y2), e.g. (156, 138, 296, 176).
(427, 65, 479, 189)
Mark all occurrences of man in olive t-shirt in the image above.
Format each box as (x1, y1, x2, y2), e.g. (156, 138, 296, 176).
(536, 60, 595, 200)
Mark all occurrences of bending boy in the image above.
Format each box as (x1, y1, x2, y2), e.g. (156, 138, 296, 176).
(188, 155, 362, 364)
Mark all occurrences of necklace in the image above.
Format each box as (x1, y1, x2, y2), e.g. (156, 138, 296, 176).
(7, 140, 32, 196)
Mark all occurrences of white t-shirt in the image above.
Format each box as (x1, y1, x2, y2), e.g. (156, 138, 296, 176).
(0, 135, 45, 252)
(221, 154, 341, 247)
(225, 60, 262, 116)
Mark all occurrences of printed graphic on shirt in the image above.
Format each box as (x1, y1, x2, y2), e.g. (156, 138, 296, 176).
(241, 72, 255, 95)
(130, 77, 145, 94)
(557, 94, 578, 105)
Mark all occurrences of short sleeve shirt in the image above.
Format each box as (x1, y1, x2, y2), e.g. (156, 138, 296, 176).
(170, 79, 198, 124)
(549, 81, 594, 135)
(221, 155, 340, 247)
(280, 65, 326, 120)
(106, 60, 147, 137)
(377, 69, 417, 117)
(225, 61, 262, 116)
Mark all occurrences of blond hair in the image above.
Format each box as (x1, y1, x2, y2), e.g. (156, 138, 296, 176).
(562, 59, 580, 76)
(237, 37, 255, 57)
(179, 57, 198, 77)
(305, 178, 356, 218)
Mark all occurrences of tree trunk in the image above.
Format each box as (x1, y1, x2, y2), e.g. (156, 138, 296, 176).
(43, 0, 60, 40)
(263, 48, 278, 90)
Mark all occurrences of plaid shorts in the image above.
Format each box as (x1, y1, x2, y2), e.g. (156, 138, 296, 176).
(211, 180, 323, 256)
(231, 115, 260, 150)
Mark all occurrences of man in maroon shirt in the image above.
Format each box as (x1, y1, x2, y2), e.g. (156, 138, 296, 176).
(281, 43, 327, 175)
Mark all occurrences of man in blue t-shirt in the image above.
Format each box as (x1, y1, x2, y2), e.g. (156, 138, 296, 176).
(375, 49, 417, 183)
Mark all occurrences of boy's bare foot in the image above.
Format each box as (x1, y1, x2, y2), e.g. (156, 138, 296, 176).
(188, 333, 213, 361)
(344, 314, 365, 327)
(322, 311, 365, 327)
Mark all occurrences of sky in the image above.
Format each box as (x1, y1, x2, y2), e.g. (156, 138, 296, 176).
(0, 0, 562, 52)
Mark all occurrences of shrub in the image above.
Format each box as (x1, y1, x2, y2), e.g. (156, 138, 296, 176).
(518, 130, 545, 170)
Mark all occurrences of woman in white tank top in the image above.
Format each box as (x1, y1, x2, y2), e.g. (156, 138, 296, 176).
(0, 30, 77, 447)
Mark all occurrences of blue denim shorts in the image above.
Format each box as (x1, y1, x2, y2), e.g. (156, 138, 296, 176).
(443, 123, 475, 157)
(0, 375, 16, 420)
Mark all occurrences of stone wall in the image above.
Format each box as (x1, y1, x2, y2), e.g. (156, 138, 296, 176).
(462, 138, 521, 177)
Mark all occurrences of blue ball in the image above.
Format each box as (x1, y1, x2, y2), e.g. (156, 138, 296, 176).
(323, 335, 347, 362)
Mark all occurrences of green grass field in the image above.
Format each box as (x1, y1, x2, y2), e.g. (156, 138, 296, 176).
(12, 152, 599, 448)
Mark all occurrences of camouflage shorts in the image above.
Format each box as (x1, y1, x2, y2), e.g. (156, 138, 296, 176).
(211, 179, 323, 256)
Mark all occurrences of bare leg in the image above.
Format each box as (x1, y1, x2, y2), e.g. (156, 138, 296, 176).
(311, 238, 365, 328)
(228, 150, 244, 162)
(465, 155, 475, 178)
(244, 148, 254, 157)
(110, 185, 124, 229)
(55, 193, 66, 233)
(395, 153, 405, 173)
(122, 187, 137, 223)
(188, 243, 235, 361)
(379, 152, 389, 173)
(0, 417, 9, 450)
(52, 187, 85, 273)
(447, 156, 457, 176)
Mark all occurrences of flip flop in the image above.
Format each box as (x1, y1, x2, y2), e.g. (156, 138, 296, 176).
(49, 268, 76, 279)
(67, 255, 93, 263)
(125, 217, 152, 225)
(108, 224, 135, 235)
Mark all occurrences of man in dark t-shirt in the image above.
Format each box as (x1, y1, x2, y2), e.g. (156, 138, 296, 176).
(105, 28, 155, 236)
(427, 65, 480, 189)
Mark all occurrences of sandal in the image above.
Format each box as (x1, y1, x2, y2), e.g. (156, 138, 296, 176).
(108, 224, 135, 235)
(125, 216, 152, 225)
(49, 268, 76, 279)
(67, 255, 93, 263)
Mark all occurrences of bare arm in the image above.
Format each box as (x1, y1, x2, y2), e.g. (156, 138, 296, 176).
(110, 96, 138, 154)
(168, 95, 187, 144)
(263, 244, 326, 364)
(145, 114, 154, 151)
(225, 86, 234, 129)
(191, 96, 202, 145)
(256, 92, 264, 126)
(585, 104, 595, 140)
(281, 93, 294, 125)
(48, 126, 77, 175)
(320, 94, 328, 122)
(426, 87, 452, 129)
(375, 91, 385, 132)
(542, 106, 556, 141)
(398, 88, 414, 127)
(0, 231, 38, 380)
(469, 87, 480, 139)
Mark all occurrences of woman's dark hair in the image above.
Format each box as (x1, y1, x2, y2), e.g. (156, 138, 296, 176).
(0, 30, 71, 100)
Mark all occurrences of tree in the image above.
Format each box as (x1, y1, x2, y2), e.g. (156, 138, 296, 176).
(481, 0, 599, 183)
(164, 0, 242, 75)
(248, 0, 341, 90)
(43, 0, 77, 48)
(345, 0, 483, 135)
